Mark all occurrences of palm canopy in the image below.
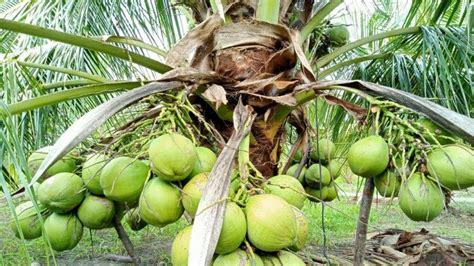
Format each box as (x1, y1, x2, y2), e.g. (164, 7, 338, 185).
(0, 0, 473, 263)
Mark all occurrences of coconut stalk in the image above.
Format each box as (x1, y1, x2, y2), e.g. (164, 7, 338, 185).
(354, 177, 375, 265)
(112, 213, 140, 266)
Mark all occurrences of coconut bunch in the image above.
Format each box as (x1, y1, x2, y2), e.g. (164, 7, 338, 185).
(9, 148, 86, 251)
(285, 138, 344, 203)
(345, 114, 473, 222)
(171, 191, 308, 266)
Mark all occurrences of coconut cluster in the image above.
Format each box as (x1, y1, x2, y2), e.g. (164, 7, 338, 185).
(286, 138, 342, 203)
(347, 132, 473, 222)
(10, 150, 87, 251)
(171, 192, 308, 266)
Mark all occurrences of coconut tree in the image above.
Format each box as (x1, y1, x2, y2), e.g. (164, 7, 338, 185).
(1, 0, 473, 265)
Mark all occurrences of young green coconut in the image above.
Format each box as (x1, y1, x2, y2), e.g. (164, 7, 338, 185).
(44, 213, 83, 251)
(261, 250, 306, 266)
(171, 226, 192, 266)
(27, 146, 77, 180)
(324, 183, 338, 202)
(148, 133, 197, 181)
(10, 201, 44, 240)
(348, 135, 389, 177)
(213, 249, 263, 266)
(285, 164, 307, 184)
(171, 202, 247, 262)
(77, 195, 115, 229)
(182, 172, 209, 217)
(189, 147, 217, 178)
(213, 202, 247, 255)
(139, 178, 184, 227)
(310, 138, 336, 162)
(374, 170, 401, 197)
(100, 156, 149, 204)
(305, 186, 329, 202)
(327, 25, 350, 47)
(38, 172, 85, 213)
(427, 145, 474, 190)
(82, 153, 109, 195)
(289, 207, 309, 251)
(398, 173, 445, 222)
(245, 194, 297, 252)
(264, 174, 307, 209)
(327, 159, 344, 180)
(305, 164, 331, 187)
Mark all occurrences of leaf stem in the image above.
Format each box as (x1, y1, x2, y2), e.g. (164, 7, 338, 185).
(16, 61, 109, 82)
(0, 19, 172, 73)
(318, 54, 390, 78)
(316, 27, 420, 67)
(300, 0, 344, 41)
(7, 81, 147, 115)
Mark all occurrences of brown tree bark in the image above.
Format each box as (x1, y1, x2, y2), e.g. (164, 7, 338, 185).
(112, 213, 140, 266)
(354, 177, 375, 265)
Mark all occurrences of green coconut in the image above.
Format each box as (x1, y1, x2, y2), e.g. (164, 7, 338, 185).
(215, 202, 247, 254)
(27, 146, 77, 179)
(245, 194, 297, 252)
(100, 157, 149, 204)
(305, 186, 328, 202)
(292, 147, 303, 162)
(324, 184, 338, 202)
(374, 170, 401, 197)
(286, 164, 307, 184)
(125, 208, 147, 231)
(77, 195, 115, 229)
(189, 147, 217, 178)
(348, 136, 389, 178)
(44, 213, 83, 252)
(328, 159, 344, 180)
(261, 250, 306, 266)
(82, 153, 108, 195)
(418, 118, 453, 145)
(213, 249, 264, 266)
(38, 172, 85, 213)
(398, 173, 444, 222)
(305, 164, 331, 187)
(427, 145, 474, 190)
(171, 226, 192, 266)
(327, 25, 350, 47)
(289, 207, 308, 251)
(182, 173, 208, 217)
(10, 201, 44, 240)
(148, 133, 197, 181)
(265, 175, 307, 209)
(310, 138, 336, 162)
(139, 178, 184, 227)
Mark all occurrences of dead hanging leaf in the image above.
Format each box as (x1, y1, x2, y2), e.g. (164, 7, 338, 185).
(265, 45, 297, 74)
(241, 91, 297, 106)
(166, 14, 222, 68)
(159, 67, 234, 85)
(320, 94, 367, 119)
(202, 84, 228, 109)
